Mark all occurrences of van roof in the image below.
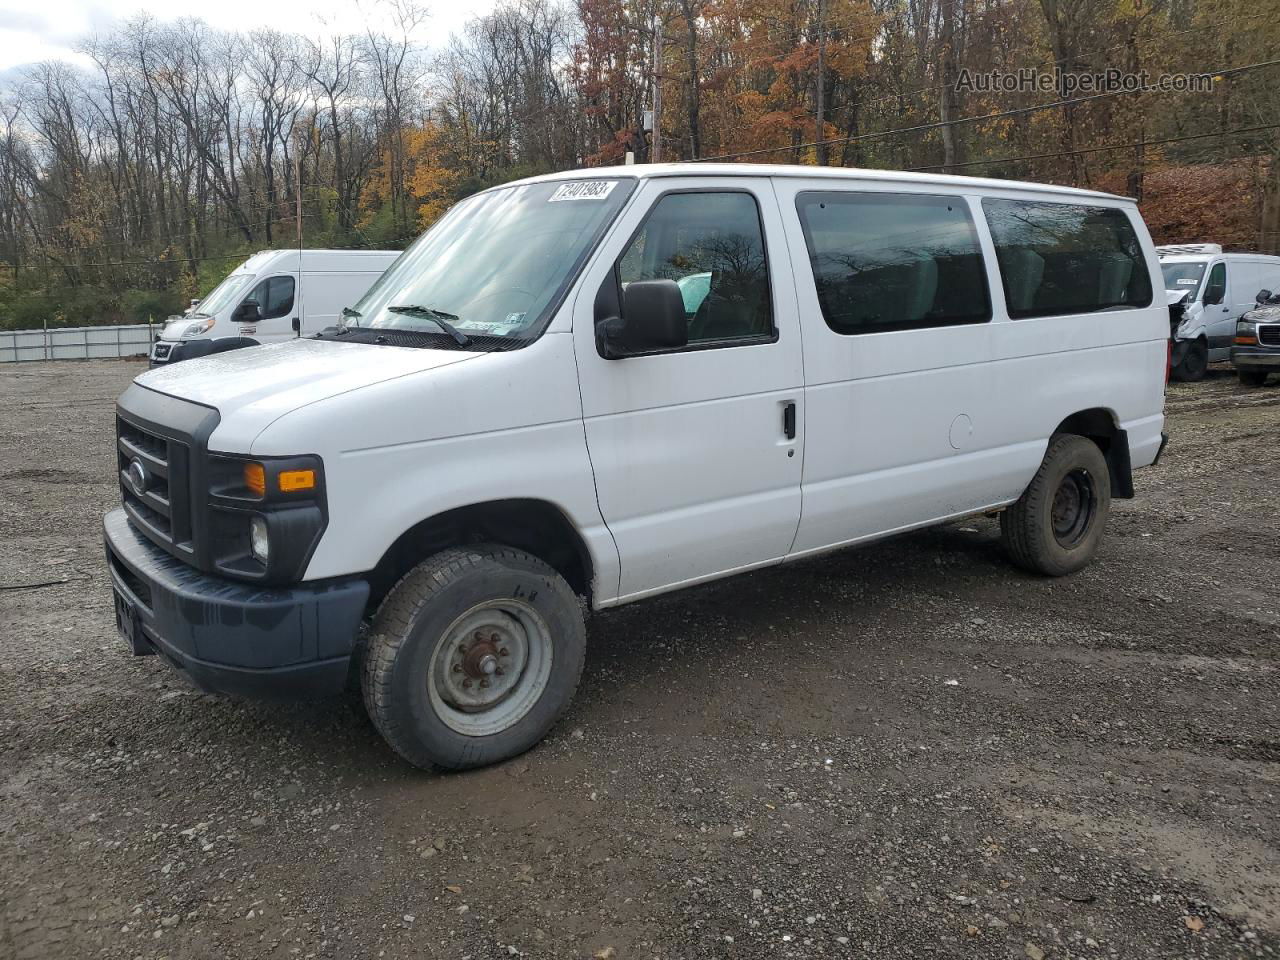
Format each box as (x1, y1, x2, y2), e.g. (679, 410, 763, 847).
(503, 162, 1134, 203)
(235, 248, 401, 272)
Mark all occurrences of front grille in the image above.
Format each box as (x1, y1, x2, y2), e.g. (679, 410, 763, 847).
(1258, 325, 1280, 347)
(117, 415, 194, 556)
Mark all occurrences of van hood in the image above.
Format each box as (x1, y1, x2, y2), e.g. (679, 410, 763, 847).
(135, 338, 482, 450)
(1165, 289, 1192, 306)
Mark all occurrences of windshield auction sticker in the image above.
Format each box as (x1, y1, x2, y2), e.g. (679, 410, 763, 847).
(549, 181, 617, 202)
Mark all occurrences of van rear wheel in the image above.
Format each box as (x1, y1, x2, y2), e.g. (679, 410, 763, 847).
(361, 545, 586, 771)
(1001, 434, 1111, 577)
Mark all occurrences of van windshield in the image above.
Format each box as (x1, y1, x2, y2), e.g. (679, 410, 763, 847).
(191, 273, 255, 318)
(347, 178, 633, 342)
(1160, 261, 1207, 292)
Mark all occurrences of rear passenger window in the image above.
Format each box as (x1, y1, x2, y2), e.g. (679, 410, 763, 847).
(617, 191, 773, 345)
(796, 192, 991, 335)
(983, 199, 1153, 318)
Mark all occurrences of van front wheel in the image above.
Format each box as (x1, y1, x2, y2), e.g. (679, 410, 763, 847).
(1171, 338, 1208, 382)
(1001, 435, 1111, 577)
(361, 545, 586, 771)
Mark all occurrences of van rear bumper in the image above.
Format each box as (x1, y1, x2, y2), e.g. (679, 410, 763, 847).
(104, 508, 369, 698)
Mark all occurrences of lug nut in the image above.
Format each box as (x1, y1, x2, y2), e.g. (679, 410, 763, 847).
(499, 647, 509, 656)
(462, 679, 472, 689)
(479, 679, 490, 689)
(474, 631, 484, 640)
(452, 664, 461, 673)
(494, 667, 504, 676)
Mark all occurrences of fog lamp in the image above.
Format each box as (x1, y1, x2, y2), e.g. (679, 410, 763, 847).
(249, 516, 270, 564)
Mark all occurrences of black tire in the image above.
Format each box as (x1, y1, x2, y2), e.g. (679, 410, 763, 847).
(1171, 338, 1208, 382)
(1001, 434, 1112, 577)
(1238, 369, 1268, 387)
(361, 544, 586, 771)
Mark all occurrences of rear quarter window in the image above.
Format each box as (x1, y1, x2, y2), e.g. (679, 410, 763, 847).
(982, 198, 1153, 319)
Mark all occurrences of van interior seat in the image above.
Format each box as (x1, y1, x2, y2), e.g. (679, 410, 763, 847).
(1097, 256, 1134, 304)
(905, 257, 939, 321)
(1005, 248, 1045, 313)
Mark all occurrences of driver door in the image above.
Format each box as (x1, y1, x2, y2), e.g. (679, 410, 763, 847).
(1202, 261, 1233, 359)
(239, 275, 298, 344)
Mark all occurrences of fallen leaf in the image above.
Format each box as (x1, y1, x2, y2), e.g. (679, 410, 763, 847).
(965, 925, 980, 936)
(445, 885, 463, 895)
(594, 949, 617, 959)
(1184, 916, 1205, 933)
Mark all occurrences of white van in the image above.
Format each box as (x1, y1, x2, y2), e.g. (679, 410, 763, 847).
(150, 249, 400, 366)
(1157, 244, 1280, 381)
(105, 164, 1168, 770)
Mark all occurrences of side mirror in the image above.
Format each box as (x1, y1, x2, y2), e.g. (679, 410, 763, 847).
(232, 299, 261, 324)
(1257, 289, 1272, 305)
(597, 279, 687, 359)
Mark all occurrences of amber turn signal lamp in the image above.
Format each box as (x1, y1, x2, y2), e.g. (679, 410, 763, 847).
(1234, 335, 1257, 346)
(278, 469, 316, 493)
(243, 462, 266, 497)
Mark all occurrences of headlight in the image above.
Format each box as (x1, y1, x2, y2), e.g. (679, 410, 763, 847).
(181, 317, 215, 339)
(249, 516, 270, 564)
(1235, 318, 1259, 346)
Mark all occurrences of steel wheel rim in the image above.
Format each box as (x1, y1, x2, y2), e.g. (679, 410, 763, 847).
(1051, 468, 1096, 548)
(428, 599, 554, 736)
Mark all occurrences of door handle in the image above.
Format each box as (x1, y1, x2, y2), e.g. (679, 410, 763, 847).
(782, 401, 796, 440)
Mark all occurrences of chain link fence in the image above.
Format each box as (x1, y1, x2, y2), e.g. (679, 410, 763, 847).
(0, 322, 157, 362)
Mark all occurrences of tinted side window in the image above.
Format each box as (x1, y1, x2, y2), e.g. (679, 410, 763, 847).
(796, 192, 990, 335)
(1203, 262, 1226, 305)
(617, 192, 772, 345)
(248, 276, 296, 320)
(983, 199, 1153, 319)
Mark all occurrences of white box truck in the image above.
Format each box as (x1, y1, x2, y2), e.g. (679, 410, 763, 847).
(150, 249, 401, 366)
(105, 165, 1168, 771)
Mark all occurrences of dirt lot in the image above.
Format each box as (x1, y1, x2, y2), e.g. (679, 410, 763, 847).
(0, 359, 1277, 960)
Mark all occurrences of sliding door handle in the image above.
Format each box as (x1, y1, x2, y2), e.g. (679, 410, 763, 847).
(782, 401, 796, 440)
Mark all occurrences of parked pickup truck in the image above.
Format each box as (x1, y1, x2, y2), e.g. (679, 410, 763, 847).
(104, 164, 1169, 771)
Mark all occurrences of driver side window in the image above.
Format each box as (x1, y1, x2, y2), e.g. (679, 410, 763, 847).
(246, 276, 296, 320)
(1203, 263, 1226, 305)
(617, 191, 773, 346)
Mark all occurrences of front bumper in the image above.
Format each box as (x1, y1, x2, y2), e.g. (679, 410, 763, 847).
(149, 337, 258, 368)
(104, 508, 369, 698)
(1230, 348, 1280, 370)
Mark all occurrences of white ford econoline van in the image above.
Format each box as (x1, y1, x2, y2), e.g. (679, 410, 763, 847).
(1157, 244, 1280, 381)
(150, 249, 400, 366)
(105, 165, 1168, 770)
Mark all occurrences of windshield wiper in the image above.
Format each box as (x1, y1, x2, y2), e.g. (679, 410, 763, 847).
(387, 304, 472, 346)
(337, 306, 362, 333)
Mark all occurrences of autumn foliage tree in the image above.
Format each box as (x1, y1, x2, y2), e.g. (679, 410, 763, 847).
(0, 0, 1278, 327)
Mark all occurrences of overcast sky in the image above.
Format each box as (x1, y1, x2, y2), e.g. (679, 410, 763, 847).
(0, 0, 494, 74)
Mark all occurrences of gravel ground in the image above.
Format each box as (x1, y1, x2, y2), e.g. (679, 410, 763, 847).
(1, 359, 1277, 960)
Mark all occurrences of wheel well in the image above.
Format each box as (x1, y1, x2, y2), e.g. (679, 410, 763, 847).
(365, 499, 594, 612)
(1052, 408, 1133, 499)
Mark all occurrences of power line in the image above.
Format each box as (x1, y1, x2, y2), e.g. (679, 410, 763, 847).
(905, 123, 1280, 172)
(696, 57, 1280, 163)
